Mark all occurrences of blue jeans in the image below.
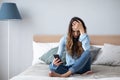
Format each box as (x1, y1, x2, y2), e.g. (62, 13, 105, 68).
(49, 50, 91, 74)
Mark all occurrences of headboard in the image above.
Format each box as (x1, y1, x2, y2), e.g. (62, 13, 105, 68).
(33, 35, 120, 45)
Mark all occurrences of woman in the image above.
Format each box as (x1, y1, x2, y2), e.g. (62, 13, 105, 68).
(49, 17, 92, 77)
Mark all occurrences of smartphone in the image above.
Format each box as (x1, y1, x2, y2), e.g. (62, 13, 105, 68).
(53, 54, 61, 62)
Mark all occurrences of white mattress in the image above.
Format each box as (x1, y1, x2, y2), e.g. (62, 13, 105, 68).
(10, 63, 120, 80)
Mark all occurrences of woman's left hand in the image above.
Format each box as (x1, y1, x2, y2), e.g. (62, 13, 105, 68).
(77, 21, 85, 34)
(72, 21, 85, 34)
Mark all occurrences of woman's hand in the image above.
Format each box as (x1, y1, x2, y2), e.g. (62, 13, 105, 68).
(77, 21, 85, 34)
(53, 58, 63, 66)
(72, 21, 85, 34)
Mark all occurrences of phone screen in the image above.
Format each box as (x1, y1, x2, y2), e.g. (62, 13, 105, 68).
(53, 54, 61, 62)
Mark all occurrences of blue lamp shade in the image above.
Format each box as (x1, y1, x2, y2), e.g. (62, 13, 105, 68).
(0, 2, 22, 20)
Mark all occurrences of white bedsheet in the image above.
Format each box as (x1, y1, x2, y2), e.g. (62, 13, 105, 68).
(10, 63, 120, 80)
(10, 76, 120, 80)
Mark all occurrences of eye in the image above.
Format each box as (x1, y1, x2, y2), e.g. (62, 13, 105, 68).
(72, 30, 75, 32)
(77, 31, 79, 33)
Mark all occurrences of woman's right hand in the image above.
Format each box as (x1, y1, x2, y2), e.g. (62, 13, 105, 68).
(53, 58, 63, 66)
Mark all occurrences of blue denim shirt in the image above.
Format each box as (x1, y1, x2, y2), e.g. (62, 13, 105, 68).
(52, 33, 90, 69)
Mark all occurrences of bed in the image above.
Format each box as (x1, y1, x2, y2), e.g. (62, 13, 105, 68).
(10, 35, 120, 80)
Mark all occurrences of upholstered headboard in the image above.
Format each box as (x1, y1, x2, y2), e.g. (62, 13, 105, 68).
(33, 35, 120, 45)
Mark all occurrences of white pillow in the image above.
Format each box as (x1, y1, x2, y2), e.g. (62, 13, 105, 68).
(91, 45, 103, 48)
(32, 41, 59, 65)
(93, 43, 120, 66)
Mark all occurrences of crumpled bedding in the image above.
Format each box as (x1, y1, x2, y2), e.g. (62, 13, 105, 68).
(10, 63, 120, 80)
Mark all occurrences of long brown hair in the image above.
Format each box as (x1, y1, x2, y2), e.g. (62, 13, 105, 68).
(66, 17, 87, 58)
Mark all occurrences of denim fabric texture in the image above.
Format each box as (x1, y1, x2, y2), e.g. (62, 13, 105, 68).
(49, 33, 91, 74)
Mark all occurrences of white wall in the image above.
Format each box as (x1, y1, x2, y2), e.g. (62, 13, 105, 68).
(0, 0, 120, 79)
(0, 22, 8, 80)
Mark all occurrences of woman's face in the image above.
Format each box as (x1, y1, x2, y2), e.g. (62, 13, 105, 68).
(72, 21, 80, 38)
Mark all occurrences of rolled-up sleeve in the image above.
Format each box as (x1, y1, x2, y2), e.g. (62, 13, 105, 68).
(79, 33, 90, 51)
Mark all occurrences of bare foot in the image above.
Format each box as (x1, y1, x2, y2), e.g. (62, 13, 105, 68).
(49, 71, 61, 77)
(82, 71, 93, 75)
(61, 71, 72, 77)
(49, 70, 72, 77)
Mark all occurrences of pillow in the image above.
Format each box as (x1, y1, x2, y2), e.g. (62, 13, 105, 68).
(93, 43, 120, 66)
(90, 46, 101, 63)
(39, 46, 66, 64)
(32, 41, 59, 65)
(39, 45, 101, 65)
